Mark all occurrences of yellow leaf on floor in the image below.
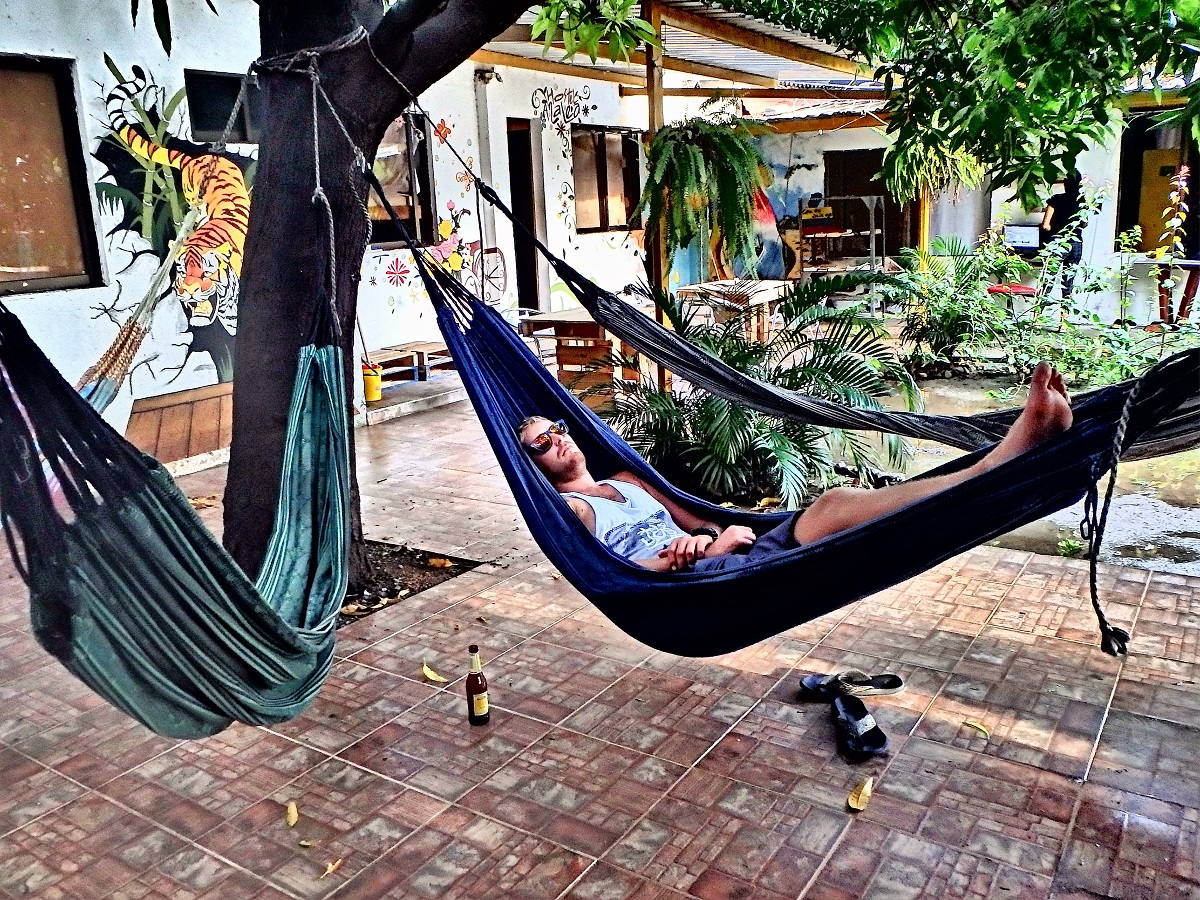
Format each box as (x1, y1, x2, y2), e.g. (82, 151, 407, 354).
(753, 497, 783, 510)
(847, 777, 874, 811)
(298, 840, 315, 848)
(284, 800, 299, 827)
(964, 720, 991, 738)
(427, 558, 453, 568)
(476, 616, 489, 624)
(187, 495, 220, 509)
(422, 661, 449, 683)
(318, 858, 343, 880)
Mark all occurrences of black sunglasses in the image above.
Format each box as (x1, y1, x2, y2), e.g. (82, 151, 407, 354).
(524, 419, 568, 455)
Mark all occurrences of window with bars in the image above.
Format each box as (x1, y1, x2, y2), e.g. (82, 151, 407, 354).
(0, 57, 101, 295)
(572, 126, 642, 233)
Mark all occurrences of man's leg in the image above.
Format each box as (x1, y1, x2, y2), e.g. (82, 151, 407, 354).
(793, 363, 1072, 545)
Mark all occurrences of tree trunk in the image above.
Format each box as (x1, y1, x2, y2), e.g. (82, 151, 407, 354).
(223, 0, 531, 586)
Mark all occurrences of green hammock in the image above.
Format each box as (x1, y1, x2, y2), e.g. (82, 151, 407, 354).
(0, 302, 349, 739)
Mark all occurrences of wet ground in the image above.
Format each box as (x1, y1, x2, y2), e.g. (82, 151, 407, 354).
(891, 376, 1200, 576)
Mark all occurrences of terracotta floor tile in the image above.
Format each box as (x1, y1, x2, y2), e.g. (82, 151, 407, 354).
(1088, 710, 1200, 808)
(0, 648, 111, 745)
(268, 660, 437, 753)
(822, 619, 977, 672)
(348, 612, 525, 682)
(914, 673, 1105, 779)
(533, 606, 658, 667)
(0, 749, 87, 835)
(196, 757, 447, 899)
(952, 627, 1122, 707)
(452, 579, 585, 639)
(460, 728, 685, 857)
(10, 704, 177, 789)
(1132, 571, 1200, 664)
(97, 726, 327, 841)
(0, 793, 187, 900)
(992, 560, 1147, 642)
(868, 738, 1080, 877)
(484, 639, 636, 725)
(335, 806, 592, 899)
(110, 845, 279, 899)
(606, 768, 848, 898)
(561, 665, 757, 766)
(564, 862, 692, 898)
(695, 697, 911, 809)
(805, 820, 1055, 900)
(1054, 780, 1200, 899)
(338, 691, 551, 800)
(1111, 653, 1200, 726)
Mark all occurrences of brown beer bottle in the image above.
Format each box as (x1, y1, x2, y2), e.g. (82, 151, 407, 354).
(465, 644, 490, 725)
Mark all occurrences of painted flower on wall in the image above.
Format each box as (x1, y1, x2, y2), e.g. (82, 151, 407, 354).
(428, 201, 473, 273)
(385, 257, 412, 286)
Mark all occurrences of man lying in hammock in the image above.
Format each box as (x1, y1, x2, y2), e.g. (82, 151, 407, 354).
(518, 363, 1073, 572)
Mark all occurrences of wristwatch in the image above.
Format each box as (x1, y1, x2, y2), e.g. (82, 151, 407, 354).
(689, 526, 720, 541)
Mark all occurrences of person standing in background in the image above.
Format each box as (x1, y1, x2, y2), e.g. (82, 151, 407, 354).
(1041, 171, 1085, 299)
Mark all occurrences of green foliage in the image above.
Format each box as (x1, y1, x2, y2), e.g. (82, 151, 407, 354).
(592, 275, 918, 508)
(132, 0, 218, 55)
(1057, 538, 1085, 557)
(531, 0, 657, 62)
(881, 235, 1017, 371)
(885, 140, 985, 204)
(636, 113, 773, 272)
(712, 0, 1200, 208)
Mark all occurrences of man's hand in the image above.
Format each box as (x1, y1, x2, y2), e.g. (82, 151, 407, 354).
(707, 526, 756, 557)
(657, 535, 714, 571)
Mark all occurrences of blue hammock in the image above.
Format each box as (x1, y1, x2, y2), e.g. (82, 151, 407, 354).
(366, 172, 1199, 659)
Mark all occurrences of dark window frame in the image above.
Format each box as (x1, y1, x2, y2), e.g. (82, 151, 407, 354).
(368, 111, 437, 247)
(571, 125, 642, 235)
(1114, 110, 1200, 258)
(184, 69, 262, 143)
(0, 55, 102, 297)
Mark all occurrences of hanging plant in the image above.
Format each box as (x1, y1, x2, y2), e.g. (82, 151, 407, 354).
(636, 112, 773, 272)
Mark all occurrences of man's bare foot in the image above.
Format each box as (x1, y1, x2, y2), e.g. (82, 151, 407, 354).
(984, 362, 1073, 469)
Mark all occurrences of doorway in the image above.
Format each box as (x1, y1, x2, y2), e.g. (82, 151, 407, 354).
(506, 119, 542, 311)
(824, 148, 919, 256)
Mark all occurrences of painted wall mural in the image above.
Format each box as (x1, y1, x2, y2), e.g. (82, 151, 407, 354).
(532, 85, 596, 155)
(92, 64, 252, 397)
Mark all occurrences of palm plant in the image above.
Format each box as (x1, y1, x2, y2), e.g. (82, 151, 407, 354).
(593, 274, 920, 508)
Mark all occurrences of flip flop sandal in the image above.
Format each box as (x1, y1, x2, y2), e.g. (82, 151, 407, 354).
(832, 695, 889, 761)
(835, 671, 905, 697)
(798, 669, 870, 702)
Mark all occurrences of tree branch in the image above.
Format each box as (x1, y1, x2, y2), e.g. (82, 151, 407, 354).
(371, 0, 531, 98)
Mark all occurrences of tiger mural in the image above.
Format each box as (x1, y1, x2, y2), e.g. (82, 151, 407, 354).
(99, 69, 251, 382)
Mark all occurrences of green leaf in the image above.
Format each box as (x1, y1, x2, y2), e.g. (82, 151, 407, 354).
(151, 0, 172, 55)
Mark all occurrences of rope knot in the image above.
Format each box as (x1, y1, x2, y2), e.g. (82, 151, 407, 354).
(1099, 624, 1131, 658)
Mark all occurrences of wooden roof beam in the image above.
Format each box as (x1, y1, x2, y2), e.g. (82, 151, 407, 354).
(659, 6, 871, 79)
(620, 86, 886, 99)
(768, 112, 889, 132)
(469, 49, 645, 86)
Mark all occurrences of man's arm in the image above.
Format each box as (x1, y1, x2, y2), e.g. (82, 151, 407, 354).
(563, 491, 697, 570)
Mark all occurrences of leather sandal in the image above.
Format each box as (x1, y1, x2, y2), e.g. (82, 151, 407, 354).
(835, 671, 904, 697)
(831, 695, 889, 761)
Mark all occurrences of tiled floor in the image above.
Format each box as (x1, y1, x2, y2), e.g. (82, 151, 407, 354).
(2, 399, 1199, 899)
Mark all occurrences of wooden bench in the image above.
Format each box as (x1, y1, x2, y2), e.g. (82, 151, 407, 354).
(365, 341, 454, 382)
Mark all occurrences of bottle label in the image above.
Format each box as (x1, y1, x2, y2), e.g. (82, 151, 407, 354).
(472, 692, 489, 716)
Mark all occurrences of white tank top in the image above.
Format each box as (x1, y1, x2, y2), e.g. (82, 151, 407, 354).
(563, 480, 688, 562)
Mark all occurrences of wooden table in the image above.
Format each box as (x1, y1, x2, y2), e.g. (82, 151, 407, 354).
(676, 279, 795, 342)
(519, 307, 641, 409)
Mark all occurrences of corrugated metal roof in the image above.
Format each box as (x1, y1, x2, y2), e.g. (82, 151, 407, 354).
(507, 2, 870, 86)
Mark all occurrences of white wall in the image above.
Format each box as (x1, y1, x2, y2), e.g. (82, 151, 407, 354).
(2, 0, 260, 430)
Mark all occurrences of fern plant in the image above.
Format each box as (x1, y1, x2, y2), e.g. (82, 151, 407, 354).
(592, 274, 919, 508)
(636, 112, 772, 272)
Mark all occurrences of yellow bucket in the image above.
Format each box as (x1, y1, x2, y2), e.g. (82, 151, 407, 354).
(362, 363, 383, 402)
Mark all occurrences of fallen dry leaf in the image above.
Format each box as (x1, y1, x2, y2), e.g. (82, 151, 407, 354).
(298, 840, 316, 848)
(285, 800, 299, 827)
(753, 496, 783, 510)
(427, 558, 453, 568)
(964, 720, 991, 738)
(476, 616, 489, 625)
(339, 604, 369, 617)
(453, 623, 460, 631)
(422, 661, 449, 683)
(847, 777, 874, 811)
(187, 495, 220, 509)
(318, 858, 343, 880)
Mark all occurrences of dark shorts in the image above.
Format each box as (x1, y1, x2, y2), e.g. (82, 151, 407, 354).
(691, 512, 801, 573)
